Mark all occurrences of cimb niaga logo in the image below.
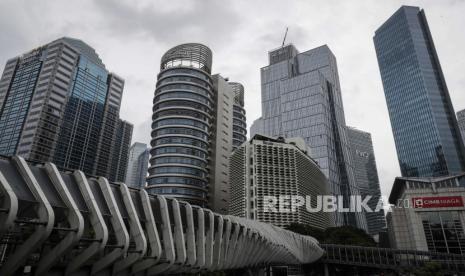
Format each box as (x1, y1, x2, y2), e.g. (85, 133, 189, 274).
(262, 195, 388, 213)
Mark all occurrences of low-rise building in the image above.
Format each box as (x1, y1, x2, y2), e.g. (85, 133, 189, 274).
(387, 174, 465, 254)
(229, 134, 333, 229)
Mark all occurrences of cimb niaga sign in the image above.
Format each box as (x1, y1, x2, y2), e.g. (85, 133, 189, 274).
(412, 196, 464, 208)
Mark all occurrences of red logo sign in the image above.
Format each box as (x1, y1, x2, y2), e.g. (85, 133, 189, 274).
(412, 196, 464, 208)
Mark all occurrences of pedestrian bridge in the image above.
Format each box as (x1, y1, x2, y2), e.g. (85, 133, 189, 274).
(321, 244, 465, 274)
(0, 156, 323, 276)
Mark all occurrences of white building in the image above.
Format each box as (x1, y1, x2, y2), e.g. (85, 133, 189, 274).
(229, 134, 333, 229)
(387, 174, 465, 254)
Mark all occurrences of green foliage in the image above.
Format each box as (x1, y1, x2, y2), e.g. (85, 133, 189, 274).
(285, 223, 376, 247)
(285, 223, 325, 241)
(408, 261, 443, 276)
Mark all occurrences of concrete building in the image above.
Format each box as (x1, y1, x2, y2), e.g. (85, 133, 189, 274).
(387, 174, 465, 254)
(374, 6, 465, 177)
(125, 142, 149, 188)
(147, 43, 244, 211)
(456, 109, 465, 148)
(250, 44, 366, 230)
(0, 37, 132, 181)
(347, 127, 387, 236)
(209, 74, 234, 213)
(229, 134, 333, 229)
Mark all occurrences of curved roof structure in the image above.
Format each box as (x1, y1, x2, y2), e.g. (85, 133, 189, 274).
(160, 43, 212, 73)
(0, 156, 323, 275)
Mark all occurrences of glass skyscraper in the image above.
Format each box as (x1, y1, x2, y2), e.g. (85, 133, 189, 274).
(347, 127, 387, 236)
(251, 44, 367, 230)
(0, 37, 132, 182)
(374, 6, 465, 177)
(125, 142, 150, 188)
(456, 109, 465, 149)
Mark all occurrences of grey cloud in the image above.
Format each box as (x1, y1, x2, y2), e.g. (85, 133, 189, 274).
(93, 0, 244, 47)
(1, 0, 465, 200)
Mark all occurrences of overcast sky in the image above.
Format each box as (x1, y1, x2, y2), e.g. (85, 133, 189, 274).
(1, 0, 464, 198)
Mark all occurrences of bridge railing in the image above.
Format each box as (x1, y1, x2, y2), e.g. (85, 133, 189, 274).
(320, 244, 465, 273)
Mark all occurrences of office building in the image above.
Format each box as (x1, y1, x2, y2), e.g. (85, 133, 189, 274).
(251, 44, 366, 230)
(456, 109, 465, 147)
(209, 74, 234, 213)
(125, 142, 150, 188)
(109, 119, 133, 182)
(250, 117, 264, 138)
(387, 174, 465, 254)
(374, 6, 465, 177)
(230, 82, 247, 151)
(0, 37, 132, 180)
(229, 134, 333, 229)
(147, 43, 243, 211)
(347, 127, 387, 236)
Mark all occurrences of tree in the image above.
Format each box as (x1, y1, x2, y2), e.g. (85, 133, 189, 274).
(285, 223, 325, 241)
(407, 262, 443, 276)
(285, 223, 376, 247)
(324, 226, 376, 247)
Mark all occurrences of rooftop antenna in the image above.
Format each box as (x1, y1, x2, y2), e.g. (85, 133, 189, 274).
(282, 27, 288, 47)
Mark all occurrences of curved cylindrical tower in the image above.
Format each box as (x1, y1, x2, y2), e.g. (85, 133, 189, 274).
(229, 82, 247, 150)
(147, 43, 213, 206)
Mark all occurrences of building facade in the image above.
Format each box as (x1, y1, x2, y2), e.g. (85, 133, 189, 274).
(374, 6, 465, 177)
(229, 134, 333, 229)
(147, 43, 243, 211)
(347, 127, 387, 236)
(456, 109, 465, 148)
(209, 74, 234, 213)
(0, 37, 132, 180)
(251, 44, 366, 230)
(387, 174, 465, 254)
(229, 82, 247, 151)
(109, 119, 133, 182)
(125, 142, 150, 188)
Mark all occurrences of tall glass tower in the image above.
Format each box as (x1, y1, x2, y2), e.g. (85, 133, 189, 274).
(374, 6, 465, 177)
(125, 142, 150, 188)
(251, 44, 367, 230)
(457, 109, 465, 148)
(0, 37, 132, 182)
(347, 127, 386, 235)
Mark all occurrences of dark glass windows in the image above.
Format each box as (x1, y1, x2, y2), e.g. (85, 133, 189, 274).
(0, 53, 42, 155)
(374, 6, 465, 177)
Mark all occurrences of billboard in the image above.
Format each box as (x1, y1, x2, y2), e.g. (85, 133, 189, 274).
(412, 196, 464, 208)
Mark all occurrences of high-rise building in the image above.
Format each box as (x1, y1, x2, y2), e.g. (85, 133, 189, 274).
(125, 142, 150, 188)
(209, 74, 234, 213)
(250, 117, 264, 138)
(110, 119, 133, 182)
(456, 109, 465, 147)
(251, 44, 367, 230)
(147, 43, 243, 211)
(230, 82, 247, 151)
(0, 37, 132, 180)
(347, 127, 387, 236)
(229, 134, 333, 229)
(374, 6, 465, 177)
